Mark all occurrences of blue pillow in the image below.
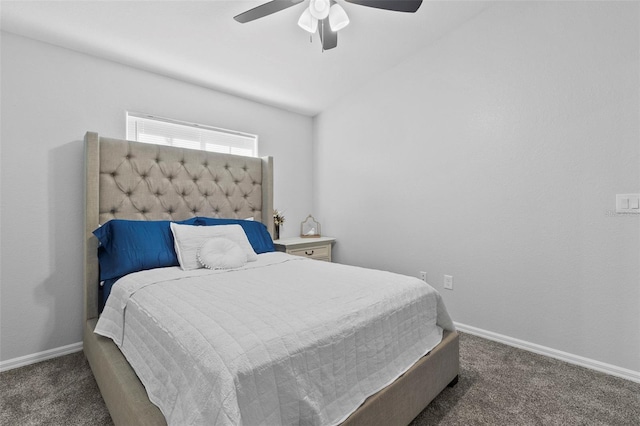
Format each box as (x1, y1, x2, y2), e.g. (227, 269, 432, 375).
(193, 217, 275, 254)
(93, 218, 198, 281)
(99, 278, 119, 313)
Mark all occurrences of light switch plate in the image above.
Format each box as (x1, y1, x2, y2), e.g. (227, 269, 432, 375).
(616, 194, 640, 213)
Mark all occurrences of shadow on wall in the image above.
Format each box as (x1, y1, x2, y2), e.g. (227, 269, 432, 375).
(34, 139, 85, 352)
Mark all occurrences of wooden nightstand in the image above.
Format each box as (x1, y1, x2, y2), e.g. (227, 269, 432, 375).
(273, 237, 336, 262)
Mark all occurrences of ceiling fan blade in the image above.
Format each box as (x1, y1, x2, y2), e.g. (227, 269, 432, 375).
(318, 18, 338, 50)
(344, 0, 422, 13)
(234, 0, 304, 23)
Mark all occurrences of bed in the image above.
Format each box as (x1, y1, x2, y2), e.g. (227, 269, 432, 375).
(83, 131, 459, 425)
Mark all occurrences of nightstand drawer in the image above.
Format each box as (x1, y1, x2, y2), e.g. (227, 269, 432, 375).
(289, 246, 329, 260)
(273, 236, 336, 262)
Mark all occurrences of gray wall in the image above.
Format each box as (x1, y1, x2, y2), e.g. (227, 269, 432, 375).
(314, 2, 640, 372)
(0, 32, 313, 361)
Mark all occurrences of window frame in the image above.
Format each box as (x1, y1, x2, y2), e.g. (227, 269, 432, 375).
(126, 112, 259, 158)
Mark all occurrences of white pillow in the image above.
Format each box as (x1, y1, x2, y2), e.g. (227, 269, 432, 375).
(170, 223, 257, 270)
(197, 238, 247, 270)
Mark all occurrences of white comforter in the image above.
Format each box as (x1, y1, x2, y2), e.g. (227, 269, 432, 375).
(95, 252, 454, 426)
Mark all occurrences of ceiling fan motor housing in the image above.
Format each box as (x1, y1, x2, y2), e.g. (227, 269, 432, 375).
(309, 0, 331, 20)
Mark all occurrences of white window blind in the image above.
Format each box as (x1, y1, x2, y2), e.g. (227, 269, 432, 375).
(126, 112, 258, 157)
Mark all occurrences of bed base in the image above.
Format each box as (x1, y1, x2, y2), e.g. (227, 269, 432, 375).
(84, 319, 164, 425)
(85, 317, 458, 426)
(341, 330, 459, 426)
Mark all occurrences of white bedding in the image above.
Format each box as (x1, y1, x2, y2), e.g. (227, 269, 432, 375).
(95, 252, 455, 426)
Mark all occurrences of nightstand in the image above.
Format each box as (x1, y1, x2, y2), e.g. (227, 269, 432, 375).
(273, 237, 336, 262)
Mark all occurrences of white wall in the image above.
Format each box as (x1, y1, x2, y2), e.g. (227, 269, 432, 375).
(314, 2, 640, 372)
(0, 32, 313, 361)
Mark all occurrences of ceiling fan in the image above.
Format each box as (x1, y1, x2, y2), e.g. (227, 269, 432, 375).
(234, 0, 423, 51)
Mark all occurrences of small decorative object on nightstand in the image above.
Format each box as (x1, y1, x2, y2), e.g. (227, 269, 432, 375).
(273, 236, 336, 262)
(300, 214, 321, 238)
(273, 209, 285, 240)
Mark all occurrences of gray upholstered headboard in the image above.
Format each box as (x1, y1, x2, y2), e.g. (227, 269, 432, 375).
(83, 131, 274, 320)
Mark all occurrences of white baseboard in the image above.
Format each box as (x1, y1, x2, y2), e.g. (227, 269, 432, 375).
(0, 342, 83, 373)
(2, 326, 639, 385)
(454, 322, 640, 384)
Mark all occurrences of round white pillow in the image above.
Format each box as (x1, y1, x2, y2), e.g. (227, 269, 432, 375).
(197, 238, 247, 270)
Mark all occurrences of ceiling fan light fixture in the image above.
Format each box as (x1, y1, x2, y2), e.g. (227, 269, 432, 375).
(309, 0, 331, 20)
(298, 8, 318, 33)
(329, 3, 349, 32)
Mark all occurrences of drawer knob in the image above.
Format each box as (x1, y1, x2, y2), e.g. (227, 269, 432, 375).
(305, 250, 314, 256)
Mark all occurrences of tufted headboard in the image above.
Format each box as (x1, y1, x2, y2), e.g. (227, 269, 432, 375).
(83, 131, 274, 320)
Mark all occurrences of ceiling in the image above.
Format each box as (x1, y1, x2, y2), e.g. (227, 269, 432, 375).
(1, 1, 493, 116)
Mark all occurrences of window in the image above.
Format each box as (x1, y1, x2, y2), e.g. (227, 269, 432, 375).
(126, 112, 258, 157)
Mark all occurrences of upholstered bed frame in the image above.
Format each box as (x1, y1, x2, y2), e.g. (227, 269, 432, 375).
(83, 131, 459, 425)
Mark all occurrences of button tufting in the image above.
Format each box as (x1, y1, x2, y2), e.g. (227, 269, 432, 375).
(110, 208, 116, 214)
(111, 172, 117, 177)
(125, 191, 132, 196)
(203, 161, 208, 167)
(125, 154, 131, 160)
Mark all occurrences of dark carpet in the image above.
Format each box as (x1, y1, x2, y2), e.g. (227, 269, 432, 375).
(1, 333, 638, 425)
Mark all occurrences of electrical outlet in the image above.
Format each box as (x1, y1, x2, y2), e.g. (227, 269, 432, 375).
(419, 271, 427, 282)
(444, 275, 453, 290)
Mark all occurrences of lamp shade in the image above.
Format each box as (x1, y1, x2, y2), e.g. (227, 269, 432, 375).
(329, 3, 349, 32)
(309, 0, 331, 20)
(298, 8, 318, 33)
